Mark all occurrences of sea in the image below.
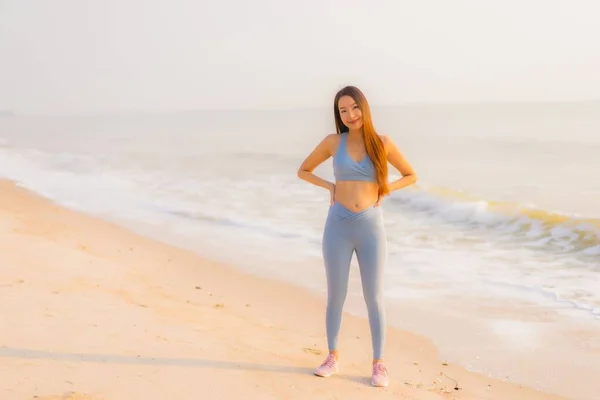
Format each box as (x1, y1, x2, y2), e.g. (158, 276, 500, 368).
(1, 102, 599, 399)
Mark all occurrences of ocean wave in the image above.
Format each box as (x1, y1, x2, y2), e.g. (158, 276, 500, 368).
(391, 186, 600, 258)
(480, 279, 600, 319)
(2, 144, 599, 322)
(147, 203, 322, 245)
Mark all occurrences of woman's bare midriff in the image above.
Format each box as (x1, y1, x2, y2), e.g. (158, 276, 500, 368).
(334, 181, 379, 212)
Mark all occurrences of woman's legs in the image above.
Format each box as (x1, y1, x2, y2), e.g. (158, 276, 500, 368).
(316, 204, 388, 386)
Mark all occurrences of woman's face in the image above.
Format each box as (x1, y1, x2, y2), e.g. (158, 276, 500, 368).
(338, 95, 363, 130)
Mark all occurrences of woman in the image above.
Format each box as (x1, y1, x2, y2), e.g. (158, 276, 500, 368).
(297, 86, 417, 387)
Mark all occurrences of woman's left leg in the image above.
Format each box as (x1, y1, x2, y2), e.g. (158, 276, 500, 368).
(354, 209, 389, 387)
(355, 223, 387, 361)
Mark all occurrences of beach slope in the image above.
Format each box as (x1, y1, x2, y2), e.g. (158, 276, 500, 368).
(0, 180, 566, 400)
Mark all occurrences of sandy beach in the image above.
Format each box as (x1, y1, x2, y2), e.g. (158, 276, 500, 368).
(0, 178, 572, 400)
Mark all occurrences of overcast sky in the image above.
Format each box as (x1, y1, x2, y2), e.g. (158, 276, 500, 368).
(1, 0, 599, 114)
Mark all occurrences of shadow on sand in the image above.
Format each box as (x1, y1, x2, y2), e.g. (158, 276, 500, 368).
(0, 346, 371, 385)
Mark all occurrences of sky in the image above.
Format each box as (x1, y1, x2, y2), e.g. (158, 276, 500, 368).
(1, 0, 600, 114)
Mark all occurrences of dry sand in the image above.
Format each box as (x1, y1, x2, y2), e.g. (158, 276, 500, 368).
(0, 179, 570, 400)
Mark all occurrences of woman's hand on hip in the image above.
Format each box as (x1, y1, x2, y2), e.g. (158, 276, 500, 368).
(374, 193, 387, 207)
(329, 183, 336, 205)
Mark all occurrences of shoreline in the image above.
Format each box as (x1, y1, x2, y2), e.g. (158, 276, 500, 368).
(0, 178, 579, 399)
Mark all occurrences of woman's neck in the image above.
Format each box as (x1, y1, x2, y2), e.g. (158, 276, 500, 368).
(347, 128, 363, 140)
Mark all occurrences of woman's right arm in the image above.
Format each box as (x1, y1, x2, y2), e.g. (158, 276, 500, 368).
(297, 134, 337, 191)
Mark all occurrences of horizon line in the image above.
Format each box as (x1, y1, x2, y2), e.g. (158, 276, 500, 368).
(3, 98, 600, 118)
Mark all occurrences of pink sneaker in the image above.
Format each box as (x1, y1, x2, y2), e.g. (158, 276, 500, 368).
(371, 361, 389, 387)
(314, 353, 338, 377)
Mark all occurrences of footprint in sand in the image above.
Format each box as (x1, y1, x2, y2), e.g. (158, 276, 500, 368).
(31, 392, 100, 400)
(302, 347, 322, 356)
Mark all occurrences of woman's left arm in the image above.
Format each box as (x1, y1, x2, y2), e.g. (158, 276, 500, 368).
(382, 135, 417, 192)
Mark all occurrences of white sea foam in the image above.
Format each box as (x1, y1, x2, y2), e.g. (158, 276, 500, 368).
(390, 186, 600, 256)
(1, 140, 598, 321)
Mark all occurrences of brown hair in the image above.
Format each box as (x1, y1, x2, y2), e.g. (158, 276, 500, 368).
(333, 86, 389, 196)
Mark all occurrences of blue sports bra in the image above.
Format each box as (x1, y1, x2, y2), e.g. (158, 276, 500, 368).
(333, 133, 377, 183)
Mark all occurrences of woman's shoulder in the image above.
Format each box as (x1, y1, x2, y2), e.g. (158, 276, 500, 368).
(377, 133, 391, 142)
(377, 134, 392, 146)
(323, 133, 342, 153)
(323, 133, 341, 146)
(377, 134, 398, 154)
(311, 133, 341, 156)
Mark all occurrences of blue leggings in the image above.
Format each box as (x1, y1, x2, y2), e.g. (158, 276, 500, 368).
(322, 202, 387, 359)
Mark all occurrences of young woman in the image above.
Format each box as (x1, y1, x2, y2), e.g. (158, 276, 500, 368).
(297, 86, 417, 387)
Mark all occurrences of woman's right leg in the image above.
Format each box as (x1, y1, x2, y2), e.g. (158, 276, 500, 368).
(322, 215, 353, 354)
(315, 209, 353, 377)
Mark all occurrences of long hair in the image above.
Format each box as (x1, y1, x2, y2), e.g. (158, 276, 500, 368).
(333, 86, 389, 196)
